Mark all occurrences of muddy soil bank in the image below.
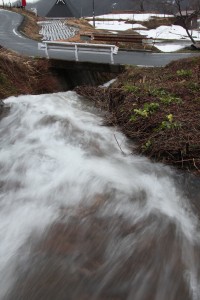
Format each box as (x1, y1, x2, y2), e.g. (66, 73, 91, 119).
(75, 56, 200, 176)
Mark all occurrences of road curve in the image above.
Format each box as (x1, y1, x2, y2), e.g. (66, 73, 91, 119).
(0, 9, 199, 67)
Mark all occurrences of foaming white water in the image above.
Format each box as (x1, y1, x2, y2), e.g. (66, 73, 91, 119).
(0, 91, 200, 299)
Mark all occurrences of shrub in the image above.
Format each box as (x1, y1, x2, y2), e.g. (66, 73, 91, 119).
(123, 84, 140, 93)
(159, 114, 181, 130)
(130, 102, 159, 121)
(149, 88, 182, 105)
(176, 69, 192, 77)
(142, 140, 152, 152)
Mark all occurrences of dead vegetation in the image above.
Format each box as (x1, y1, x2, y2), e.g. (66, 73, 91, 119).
(75, 56, 200, 175)
(0, 49, 62, 100)
(66, 18, 94, 32)
(130, 16, 175, 29)
(64, 18, 108, 44)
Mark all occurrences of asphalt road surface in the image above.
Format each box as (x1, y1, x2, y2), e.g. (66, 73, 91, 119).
(0, 9, 199, 66)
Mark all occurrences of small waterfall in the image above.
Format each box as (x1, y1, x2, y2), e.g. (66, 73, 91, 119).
(0, 91, 200, 300)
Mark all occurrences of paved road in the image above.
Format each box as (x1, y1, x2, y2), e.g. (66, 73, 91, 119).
(0, 9, 199, 67)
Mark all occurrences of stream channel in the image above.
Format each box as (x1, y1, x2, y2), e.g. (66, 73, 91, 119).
(0, 91, 200, 300)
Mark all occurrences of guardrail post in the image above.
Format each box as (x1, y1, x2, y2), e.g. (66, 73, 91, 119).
(40, 42, 118, 63)
(45, 43, 49, 59)
(111, 47, 114, 64)
(75, 44, 78, 61)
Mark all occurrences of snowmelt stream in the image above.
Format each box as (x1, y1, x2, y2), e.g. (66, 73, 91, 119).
(0, 91, 200, 300)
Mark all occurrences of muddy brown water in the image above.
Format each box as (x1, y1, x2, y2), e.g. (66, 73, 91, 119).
(0, 92, 200, 300)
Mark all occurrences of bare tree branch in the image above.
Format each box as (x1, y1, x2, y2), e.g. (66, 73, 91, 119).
(174, 0, 200, 44)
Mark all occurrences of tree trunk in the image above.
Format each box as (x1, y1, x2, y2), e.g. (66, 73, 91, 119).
(174, 0, 197, 45)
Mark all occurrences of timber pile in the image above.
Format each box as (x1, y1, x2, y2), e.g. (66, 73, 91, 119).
(91, 33, 148, 44)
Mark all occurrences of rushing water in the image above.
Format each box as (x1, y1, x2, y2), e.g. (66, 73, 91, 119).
(0, 91, 200, 300)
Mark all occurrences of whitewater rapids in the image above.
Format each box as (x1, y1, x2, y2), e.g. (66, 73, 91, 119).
(0, 91, 200, 300)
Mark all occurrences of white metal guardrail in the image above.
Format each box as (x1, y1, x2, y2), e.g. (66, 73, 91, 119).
(38, 41, 119, 64)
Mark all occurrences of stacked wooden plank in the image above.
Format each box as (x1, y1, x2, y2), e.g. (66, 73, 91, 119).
(80, 33, 149, 44)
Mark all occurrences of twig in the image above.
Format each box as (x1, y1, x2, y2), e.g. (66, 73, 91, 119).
(193, 158, 200, 172)
(114, 134, 125, 155)
(174, 158, 200, 163)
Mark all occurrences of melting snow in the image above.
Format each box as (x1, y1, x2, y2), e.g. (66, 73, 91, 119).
(88, 13, 200, 52)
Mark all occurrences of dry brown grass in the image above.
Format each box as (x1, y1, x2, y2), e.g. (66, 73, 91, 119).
(65, 18, 94, 32)
(0, 49, 62, 100)
(139, 17, 175, 29)
(63, 18, 105, 43)
(0, 8, 64, 100)
(75, 56, 200, 175)
(61, 18, 152, 50)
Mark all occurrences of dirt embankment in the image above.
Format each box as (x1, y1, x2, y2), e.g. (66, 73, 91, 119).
(75, 56, 200, 176)
(0, 49, 63, 100)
